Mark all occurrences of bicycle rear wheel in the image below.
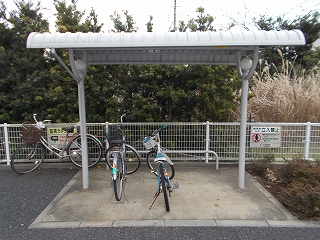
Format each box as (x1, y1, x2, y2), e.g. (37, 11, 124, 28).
(10, 142, 44, 174)
(112, 152, 125, 201)
(67, 134, 102, 168)
(159, 163, 170, 212)
(106, 144, 141, 174)
(147, 151, 175, 179)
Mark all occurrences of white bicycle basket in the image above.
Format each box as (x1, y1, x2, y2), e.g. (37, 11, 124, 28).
(143, 136, 156, 150)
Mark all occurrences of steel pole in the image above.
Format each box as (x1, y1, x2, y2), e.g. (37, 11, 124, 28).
(238, 76, 249, 188)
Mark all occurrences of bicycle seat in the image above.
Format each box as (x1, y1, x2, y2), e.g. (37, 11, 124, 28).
(62, 126, 75, 133)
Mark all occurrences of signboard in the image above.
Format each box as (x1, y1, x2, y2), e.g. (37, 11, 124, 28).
(250, 126, 281, 148)
(47, 127, 75, 149)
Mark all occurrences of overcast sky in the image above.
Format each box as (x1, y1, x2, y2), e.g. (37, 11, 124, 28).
(5, 0, 320, 32)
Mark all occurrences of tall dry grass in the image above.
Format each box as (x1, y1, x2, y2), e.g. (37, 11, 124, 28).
(247, 50, 320, 122)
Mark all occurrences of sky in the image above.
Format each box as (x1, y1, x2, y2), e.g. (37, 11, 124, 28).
(4, 0, 320, 32)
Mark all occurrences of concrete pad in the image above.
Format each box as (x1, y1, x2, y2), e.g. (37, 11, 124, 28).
(29, 165, 318, 228)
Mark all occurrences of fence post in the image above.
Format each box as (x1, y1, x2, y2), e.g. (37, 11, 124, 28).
(105, 122, 110, 150)
(105, 122, 110, 170)
(304, 122, 311, 160)
(205, 121, 210, 163)
(4, 123, 11, 165)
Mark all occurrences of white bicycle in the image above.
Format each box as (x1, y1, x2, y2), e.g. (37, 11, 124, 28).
(11, 114, 103, 174)
(143, 125, 178, 212)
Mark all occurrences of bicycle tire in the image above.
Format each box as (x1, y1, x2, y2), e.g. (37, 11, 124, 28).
(67, 134, 102, 168)
(106, 144, 141, 174)
(159, 163, 170, 212)
(10, 142, 45, 174)
(113, 152, 124, 201)
(147, 151, 175, 180)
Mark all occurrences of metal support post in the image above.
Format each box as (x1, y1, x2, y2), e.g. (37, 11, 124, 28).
(4, 123, 11, 165)
(238, 78, 248, 188)
(304, 122, 311, 160)
(205, 121, 210, 163)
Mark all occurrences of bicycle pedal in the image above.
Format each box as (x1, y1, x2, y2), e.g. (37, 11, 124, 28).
(171, 182, 179, 189)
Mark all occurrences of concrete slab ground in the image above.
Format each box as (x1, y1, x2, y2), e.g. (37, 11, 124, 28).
(29, 164, 320, 228)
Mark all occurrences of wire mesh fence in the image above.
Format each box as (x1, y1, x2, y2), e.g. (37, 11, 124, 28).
(1, 121, 320, 164)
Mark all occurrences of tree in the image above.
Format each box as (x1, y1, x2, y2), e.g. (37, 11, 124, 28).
(178, 20, 187, 32)
(304, 46, 320, 70)
(110, 7, 241, 122)
(50, 0, 111, 123)
(110, 10, 138, 32)
(82, 8, 104, 33)
(179, 7, 215, 32)
(54, 0, 84, 33)
(146, 15, 153, 32)
(0, 2, 243, 123)
(0, 0, 50, 123)
(54, 0, 103, 33)
(256, 11, 320, 72)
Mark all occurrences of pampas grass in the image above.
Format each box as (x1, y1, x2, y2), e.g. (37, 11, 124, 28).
(247, 50, 320, 122)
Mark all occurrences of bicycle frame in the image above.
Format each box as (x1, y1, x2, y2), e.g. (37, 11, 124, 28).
(152, 129, 174, 166)
(32, 114, 73, 157)
(109, 113, 130, 202)
(112, 151, 125, 179)
(34, 114, 102, 159)
(39, 133, 75, 159)
(154, 132, 172, 195)
(111, 136, 126, 177)
(156, 161, 171, 192)
(10, 114, 103, 174)
(145, 125, 177, 212)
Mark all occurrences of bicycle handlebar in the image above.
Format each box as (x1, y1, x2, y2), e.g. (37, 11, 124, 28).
(148, 125, 167, 137)
(32, 114, 51, 129)
(116, 112, 131, 136)
(159, 125, 167, 131)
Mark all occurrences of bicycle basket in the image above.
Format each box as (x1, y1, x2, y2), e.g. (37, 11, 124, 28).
(106, 125, 123, 144)
(20, 122, 43, 144)
(142, 136, 156, 150)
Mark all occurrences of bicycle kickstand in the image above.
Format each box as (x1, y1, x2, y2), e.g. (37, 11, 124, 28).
(149, 190, 161, 210)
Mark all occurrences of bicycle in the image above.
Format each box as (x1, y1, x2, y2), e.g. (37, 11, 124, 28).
(105, 113, 141, 201)
(143, 125, 178, 212)
(10, 114, 103, 174)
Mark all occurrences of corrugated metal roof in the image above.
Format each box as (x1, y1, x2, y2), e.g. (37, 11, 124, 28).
(27, 30, 305, 65)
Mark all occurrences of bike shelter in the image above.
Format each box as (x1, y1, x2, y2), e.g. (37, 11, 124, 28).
(26, 30, 305, 189)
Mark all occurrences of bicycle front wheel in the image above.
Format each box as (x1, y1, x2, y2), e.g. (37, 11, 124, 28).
(113, 152, 125, 201)
(10, 142, 45, 174)
(147, 151, 175, 179)
(106, 144, 141, 174)
(67, 135, 102, 168)
(159, 163, 170, 212)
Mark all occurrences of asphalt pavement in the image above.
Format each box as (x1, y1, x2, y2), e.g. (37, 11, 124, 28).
(1, 162, 319, 240)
